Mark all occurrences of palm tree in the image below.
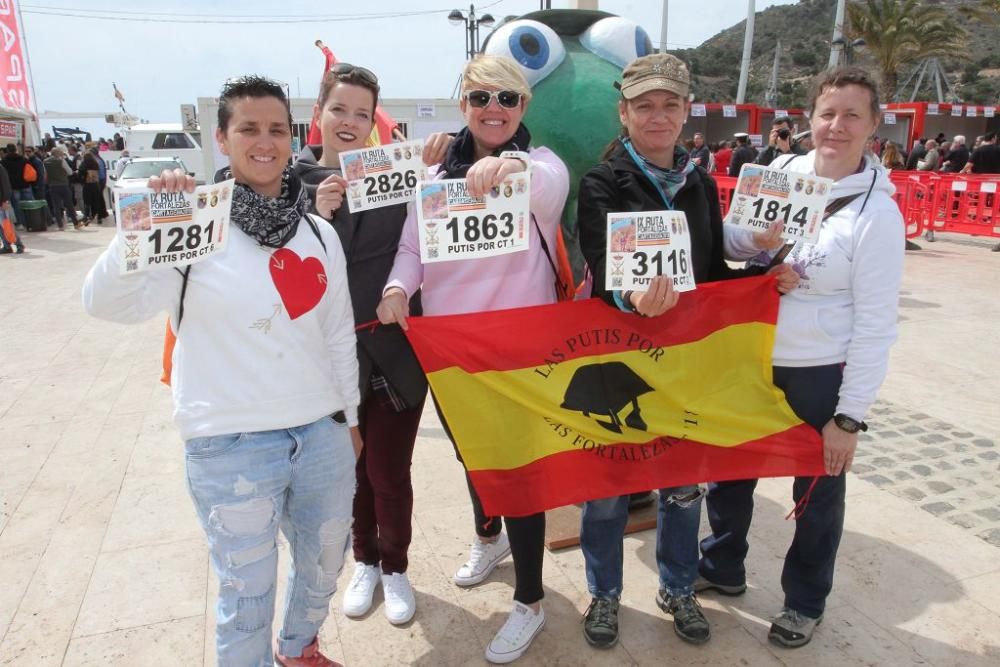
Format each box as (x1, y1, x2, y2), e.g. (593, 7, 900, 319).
(847, 0, 968, 98)
(959, 0, 1000, 25)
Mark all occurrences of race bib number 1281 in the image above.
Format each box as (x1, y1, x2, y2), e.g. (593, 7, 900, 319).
(114, 179, 233, 274)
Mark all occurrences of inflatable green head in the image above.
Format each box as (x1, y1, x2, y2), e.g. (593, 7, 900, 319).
(482, 10, 655, 277)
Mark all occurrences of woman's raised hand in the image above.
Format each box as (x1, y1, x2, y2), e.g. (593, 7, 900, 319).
(465, 156, 526, 198)
(148, 168, 196, 194)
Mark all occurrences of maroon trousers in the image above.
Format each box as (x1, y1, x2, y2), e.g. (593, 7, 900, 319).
(352, 391, 425, 574)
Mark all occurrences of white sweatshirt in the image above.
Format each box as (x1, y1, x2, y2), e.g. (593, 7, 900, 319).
(82, 217, 360, 440)
(725, 152, 904, 421)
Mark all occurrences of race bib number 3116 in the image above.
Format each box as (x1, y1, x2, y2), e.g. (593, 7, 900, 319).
(340, 140, 426, 213)
(114, 179, 233, 274)
(605, 211, 695, 292)
(726, 164, 833, 244)
(417, 175, 530, 263)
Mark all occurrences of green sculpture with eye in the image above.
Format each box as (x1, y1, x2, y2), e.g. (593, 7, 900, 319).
(483, 9, 655, 279)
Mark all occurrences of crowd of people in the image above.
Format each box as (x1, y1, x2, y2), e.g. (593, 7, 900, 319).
(685, 123, 1000, 181)
(79, 49, 906, 666)
(0, 136, 118, 253)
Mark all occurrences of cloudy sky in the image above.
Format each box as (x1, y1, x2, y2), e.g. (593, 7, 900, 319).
(20, 0, 801, 137)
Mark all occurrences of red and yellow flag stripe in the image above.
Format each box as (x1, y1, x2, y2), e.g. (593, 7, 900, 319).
(406, 276, 823, 517)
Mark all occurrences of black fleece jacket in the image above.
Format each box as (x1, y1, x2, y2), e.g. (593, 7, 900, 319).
(578, 143, 738, 307)
(292, 144, 427, 409)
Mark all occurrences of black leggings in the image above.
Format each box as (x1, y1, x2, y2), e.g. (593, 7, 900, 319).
(433, 396, 546, 605)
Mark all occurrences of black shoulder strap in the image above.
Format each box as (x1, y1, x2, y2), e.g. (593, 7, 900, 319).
(173, 265, 192, 330)
(305, 214, 328, 254)
(531, 213, 558, 279)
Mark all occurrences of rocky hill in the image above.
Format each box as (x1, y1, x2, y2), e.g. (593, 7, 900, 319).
(672, 0, 1000, 107)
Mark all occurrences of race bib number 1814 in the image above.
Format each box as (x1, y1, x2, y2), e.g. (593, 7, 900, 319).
(726, 164, 833, 244)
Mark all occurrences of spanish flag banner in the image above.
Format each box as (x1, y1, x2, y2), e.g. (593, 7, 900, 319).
(405, 276, 824, 517)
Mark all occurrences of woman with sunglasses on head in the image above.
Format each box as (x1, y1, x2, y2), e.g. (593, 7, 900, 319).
(574, 53, 794, 652)
(376, 54, 569, 664)
(83, 76, 359, 667)
(292, 62, 452, 628)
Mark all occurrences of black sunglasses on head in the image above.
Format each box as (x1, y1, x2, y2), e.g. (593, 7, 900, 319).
(332, 63, 378, 86)
(465, 90, 522, 109)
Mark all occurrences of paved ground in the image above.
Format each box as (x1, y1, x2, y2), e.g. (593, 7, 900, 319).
(1, 226, 998, 666)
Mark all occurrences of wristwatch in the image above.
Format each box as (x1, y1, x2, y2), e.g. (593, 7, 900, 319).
(833, 413, 868, 433)
(622, 290, 642, 315)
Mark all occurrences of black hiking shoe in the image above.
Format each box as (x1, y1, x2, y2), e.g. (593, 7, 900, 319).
(582, 597, 619, 649)
(657, 590, 711, 644)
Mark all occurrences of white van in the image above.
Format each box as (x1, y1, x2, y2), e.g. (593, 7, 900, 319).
(101, 123, 206, 183)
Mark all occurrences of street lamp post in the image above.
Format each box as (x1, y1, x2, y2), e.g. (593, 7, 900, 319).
(448, 4, 496, 61)
(831, 37, 866, 66)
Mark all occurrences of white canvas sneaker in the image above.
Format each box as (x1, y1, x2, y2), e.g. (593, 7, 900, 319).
(485, 601, 545, 664)
(453, 532, 511, 587)
(342, 563, 380, 617)
(381, 572, 416, 625)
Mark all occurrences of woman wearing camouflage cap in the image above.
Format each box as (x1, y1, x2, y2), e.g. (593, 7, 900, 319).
(575, 52, 795, 651)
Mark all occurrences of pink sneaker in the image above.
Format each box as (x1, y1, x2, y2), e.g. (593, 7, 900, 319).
(273, 637, 342, 667)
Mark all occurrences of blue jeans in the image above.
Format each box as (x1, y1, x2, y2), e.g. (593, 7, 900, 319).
(185, 416, 355, 667)
(10, 188, 33, 227)
(581, 485, 703, 599)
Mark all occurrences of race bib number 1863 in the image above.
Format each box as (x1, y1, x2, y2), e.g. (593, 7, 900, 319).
(605, 210, 695, 293)
(340, 139, 426, 213)
(417, 175, 530, 263)
(114, 179, 234, 274)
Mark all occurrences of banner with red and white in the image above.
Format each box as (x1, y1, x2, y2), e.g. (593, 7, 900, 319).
(0, 1, 35, 113)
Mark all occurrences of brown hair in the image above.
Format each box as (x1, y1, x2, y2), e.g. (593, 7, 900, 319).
(807, 66, 880, 120)
(317, 65, 380, 112)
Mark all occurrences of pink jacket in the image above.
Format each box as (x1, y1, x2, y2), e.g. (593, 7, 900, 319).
(385, 146, 569, 316)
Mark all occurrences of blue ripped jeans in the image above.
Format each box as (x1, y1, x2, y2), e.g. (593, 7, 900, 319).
(185, 416, 355, 667)
(581, 485, 703, 599)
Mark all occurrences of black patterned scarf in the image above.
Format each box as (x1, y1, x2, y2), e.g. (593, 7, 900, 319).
(219, 166, 312, 249)
(441, 123, 532, 178)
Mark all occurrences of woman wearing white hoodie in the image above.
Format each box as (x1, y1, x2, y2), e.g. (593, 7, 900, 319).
(699, 67, 905, 648)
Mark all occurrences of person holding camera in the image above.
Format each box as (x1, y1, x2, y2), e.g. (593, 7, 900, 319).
(756, 116, 805, 166)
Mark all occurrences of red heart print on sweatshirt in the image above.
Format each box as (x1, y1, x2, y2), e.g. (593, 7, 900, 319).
(269, 248, 327, 320)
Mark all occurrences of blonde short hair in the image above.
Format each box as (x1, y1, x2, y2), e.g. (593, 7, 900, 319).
(462, 55, 532, 103)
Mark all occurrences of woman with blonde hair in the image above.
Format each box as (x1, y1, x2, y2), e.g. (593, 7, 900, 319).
(377, 54, 569, 663)
(880, 141, 904, 170)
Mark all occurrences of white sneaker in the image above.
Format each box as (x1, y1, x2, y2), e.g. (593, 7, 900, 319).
(485, 602, 545, 664)
(453, 532, 511, 587)
(342, 563, 380, 617)
(382, 572, 416, 625)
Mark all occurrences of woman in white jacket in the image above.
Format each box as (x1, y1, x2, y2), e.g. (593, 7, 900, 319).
(699, 66, 905, 648)
(83, 76, 359, 667)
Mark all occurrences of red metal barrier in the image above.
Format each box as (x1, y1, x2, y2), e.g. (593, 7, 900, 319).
(713, 171, 1000, 241)
(893, 172, 1000, 240)
(715, 175, 737, 216)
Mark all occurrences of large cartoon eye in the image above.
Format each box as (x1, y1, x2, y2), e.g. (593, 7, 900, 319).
(580, 17, 653, 70)
(483, 19, 566, 87)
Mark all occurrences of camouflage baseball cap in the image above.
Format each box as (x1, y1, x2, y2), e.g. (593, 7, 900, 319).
(618, 53, 690, 100)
